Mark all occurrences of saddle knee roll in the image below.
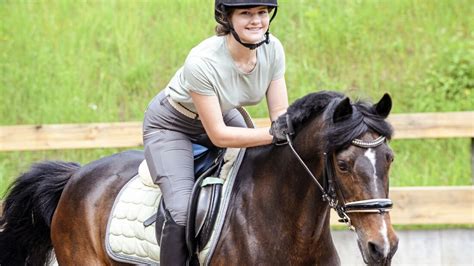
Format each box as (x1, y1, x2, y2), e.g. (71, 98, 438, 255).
(188, 176, 224, 253)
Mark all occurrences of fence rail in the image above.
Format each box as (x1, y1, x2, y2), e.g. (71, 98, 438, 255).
(1, 111, 473, 151)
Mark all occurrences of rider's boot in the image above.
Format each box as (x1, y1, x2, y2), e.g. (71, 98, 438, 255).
(158, 210, 188, 266)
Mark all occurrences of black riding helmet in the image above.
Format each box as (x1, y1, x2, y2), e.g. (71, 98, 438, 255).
(215, 0, 278, 50)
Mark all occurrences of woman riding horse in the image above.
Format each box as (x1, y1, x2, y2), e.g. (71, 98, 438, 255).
(1, 91, 399, 265)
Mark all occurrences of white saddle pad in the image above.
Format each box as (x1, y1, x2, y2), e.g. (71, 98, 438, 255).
(105, 148, 241, 265)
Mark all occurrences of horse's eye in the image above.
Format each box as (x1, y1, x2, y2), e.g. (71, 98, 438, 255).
(337, 160, 350, 172)
(386, 153, 394, 163)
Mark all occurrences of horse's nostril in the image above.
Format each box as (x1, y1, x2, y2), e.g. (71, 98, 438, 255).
(368, 241, 385, 261)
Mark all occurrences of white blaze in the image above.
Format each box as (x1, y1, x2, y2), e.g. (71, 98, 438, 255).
(365, 148, 390, 256)
(380, 219, 390, 257)
(364, 148, 378, 193)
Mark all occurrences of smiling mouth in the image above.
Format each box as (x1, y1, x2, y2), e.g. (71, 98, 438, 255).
(246, 27, 263, 32)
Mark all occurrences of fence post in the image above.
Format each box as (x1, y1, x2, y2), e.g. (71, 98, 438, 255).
(471, 138, 473, 185)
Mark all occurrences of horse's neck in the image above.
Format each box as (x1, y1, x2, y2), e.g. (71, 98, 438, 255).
(231, 146, 332, 248)
(212, 122, 341, 263)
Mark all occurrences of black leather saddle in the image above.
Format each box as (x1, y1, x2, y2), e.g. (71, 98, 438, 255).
(144, 144, 225, 259)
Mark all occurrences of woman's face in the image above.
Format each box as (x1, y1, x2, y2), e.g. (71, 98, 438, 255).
(230, 6, 270, 44)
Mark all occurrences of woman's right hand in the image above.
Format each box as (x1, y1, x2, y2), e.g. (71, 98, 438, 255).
(269, 114, 294, 145)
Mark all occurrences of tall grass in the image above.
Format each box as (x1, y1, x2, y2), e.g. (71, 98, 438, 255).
(1, 0, 472, 195)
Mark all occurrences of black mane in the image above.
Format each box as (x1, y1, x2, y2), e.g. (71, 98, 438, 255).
(285, 91, 394, 152)
(286, 91, 344, 127)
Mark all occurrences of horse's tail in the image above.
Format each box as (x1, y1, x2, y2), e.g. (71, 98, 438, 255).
(0, 161, 81, 266)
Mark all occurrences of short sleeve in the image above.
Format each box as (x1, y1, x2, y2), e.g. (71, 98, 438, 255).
(271, 36, 286, 80)
(182, 56, 216, 96)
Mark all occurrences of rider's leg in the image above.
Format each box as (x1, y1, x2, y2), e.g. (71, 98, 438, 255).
(144, 130, 194, 266)
(222, 108, 248, 128)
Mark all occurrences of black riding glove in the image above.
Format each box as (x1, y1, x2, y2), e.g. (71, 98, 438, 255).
(269, 114, 294, 145)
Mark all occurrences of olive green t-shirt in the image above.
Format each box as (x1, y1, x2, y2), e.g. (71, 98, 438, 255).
(164, 34, 285, 113)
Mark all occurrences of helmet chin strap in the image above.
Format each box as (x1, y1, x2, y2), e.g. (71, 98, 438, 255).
(230, 29, 270, 50)
(228, 7, 277, 50)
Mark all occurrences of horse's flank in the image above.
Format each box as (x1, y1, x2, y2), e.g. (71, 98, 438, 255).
(51, 151, 143, 264)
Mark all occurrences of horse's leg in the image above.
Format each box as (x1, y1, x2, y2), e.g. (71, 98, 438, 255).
(51, 151, 143, 265)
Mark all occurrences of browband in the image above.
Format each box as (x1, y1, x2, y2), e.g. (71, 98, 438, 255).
(352, 136, 386, 148)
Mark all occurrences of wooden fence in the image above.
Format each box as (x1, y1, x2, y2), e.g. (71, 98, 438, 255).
(1, 112, 473, 151)
(1, 111, 473, 225)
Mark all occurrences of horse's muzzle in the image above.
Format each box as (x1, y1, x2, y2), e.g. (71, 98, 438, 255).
(353, 213, 399, 265)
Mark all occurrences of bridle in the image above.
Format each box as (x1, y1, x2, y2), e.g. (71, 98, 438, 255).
(285, 132, 393, 230)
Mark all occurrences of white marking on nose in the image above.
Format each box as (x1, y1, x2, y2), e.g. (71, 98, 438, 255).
(380, 219, 390, 257)
(364, 148, 378, 193)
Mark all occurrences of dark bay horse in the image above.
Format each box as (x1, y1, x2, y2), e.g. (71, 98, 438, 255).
(1, 91, 398, 265)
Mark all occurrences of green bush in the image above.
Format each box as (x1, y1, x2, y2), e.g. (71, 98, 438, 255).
(412, 46, 473, 112)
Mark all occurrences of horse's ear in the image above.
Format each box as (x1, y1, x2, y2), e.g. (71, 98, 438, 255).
(374, 93, 392, 118)
(333, 97, 352, 123)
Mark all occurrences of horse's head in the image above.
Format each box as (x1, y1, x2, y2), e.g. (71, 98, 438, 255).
(329, 94, 399, 265)
(285, 91, 399, 265)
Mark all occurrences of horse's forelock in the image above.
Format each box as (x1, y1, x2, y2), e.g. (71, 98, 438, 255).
(326, 100, 394, 152)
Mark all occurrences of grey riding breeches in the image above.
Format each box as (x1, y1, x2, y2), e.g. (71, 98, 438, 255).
(143, 91, 246, 226)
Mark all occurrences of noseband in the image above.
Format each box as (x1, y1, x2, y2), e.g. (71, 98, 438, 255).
(285, 134, 393, 230)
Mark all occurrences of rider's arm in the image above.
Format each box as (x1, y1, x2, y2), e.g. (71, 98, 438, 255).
(191, 91, 272, 148)
(266, 76, 289, 121)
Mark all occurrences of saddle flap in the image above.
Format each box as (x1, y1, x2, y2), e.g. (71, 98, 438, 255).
(195, 178, 224, 238)
(195, 179, 223, 251)
(186, 158, 225, 256)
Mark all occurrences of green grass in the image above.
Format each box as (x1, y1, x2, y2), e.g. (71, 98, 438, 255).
(1, 0, 473, 196)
